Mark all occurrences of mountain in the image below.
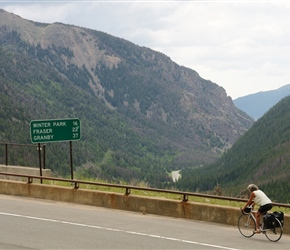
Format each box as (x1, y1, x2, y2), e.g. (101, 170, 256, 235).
(234, 84, 290, 120)
(177, 95, 290, 203)
(0, 9, 253, 186)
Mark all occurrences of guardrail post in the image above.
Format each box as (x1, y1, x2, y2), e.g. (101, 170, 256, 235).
(28, 177, 33, 184)
(183, 194, 188, 202)
(125, 188, 131, 195)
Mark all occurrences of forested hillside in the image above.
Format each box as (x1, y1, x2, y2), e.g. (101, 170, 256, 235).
(0, 43, 172, 185)
(177, 96, 290, 203)
(0, 9, 253, 188)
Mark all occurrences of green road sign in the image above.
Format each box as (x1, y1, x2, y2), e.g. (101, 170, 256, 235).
(30, 118, 81, 143)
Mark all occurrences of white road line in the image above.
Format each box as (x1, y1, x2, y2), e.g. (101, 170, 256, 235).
(0, 212, 240, 250)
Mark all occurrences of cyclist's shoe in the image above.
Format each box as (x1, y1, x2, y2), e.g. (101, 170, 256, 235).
(253, 229, 261, 234)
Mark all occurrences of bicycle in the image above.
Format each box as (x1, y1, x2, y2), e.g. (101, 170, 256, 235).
(238, 205, 283, 242)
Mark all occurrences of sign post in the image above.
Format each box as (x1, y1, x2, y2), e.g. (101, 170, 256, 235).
(30, 118, 81, 180)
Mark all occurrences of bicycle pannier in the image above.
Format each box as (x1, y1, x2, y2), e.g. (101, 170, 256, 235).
(273, 211, 284, 227)
(263, 213, 275, 229)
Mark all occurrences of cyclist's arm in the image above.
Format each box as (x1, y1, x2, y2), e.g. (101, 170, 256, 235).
(242, 192, 255, 210)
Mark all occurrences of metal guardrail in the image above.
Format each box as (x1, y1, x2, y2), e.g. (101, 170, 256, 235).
(0, 171, 289, 209)
(0, 142, 46, 169)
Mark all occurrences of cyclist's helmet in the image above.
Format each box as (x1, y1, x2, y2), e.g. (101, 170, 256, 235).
(247, 184, 258, 192)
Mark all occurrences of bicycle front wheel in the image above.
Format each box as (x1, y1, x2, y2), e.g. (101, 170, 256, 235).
(238, 214, 255, 238)
(265, 218, 283, 242)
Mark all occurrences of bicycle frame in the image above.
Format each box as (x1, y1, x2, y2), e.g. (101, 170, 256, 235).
(238, 209, 283, 242)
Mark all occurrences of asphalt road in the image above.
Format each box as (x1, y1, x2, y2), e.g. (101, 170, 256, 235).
(0, 194, 289, 249)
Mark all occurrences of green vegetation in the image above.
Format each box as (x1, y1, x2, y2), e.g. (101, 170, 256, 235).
(0, 36, 172, 186)
(42, 178, 290, 214)
(3, 17, 289, 205)
(0, 24, 252, 190)
(177, 96, 290, 203)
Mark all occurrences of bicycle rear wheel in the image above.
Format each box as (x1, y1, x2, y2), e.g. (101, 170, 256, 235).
(238, 214, 255, 238)
(264, 218, 283, 242)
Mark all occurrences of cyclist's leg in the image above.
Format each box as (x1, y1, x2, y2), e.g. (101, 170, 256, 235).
(255, 204, 272, 233)
(254, 211, 262, 233)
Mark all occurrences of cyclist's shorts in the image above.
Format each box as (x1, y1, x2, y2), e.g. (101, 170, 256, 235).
(259, 203, 273, 214)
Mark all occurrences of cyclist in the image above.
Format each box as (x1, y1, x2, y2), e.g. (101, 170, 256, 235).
(241, 184, 272, 234)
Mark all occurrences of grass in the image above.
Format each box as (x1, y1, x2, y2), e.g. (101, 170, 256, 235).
(42, 178, 290, 214)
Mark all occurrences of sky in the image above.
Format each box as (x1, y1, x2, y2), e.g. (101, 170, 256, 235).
(1, 0, 290, 99)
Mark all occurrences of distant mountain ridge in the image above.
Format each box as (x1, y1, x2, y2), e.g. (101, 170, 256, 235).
(234, 84, 290, 120)
(177, 95, 290, 203)
(0, 9, 253, 186)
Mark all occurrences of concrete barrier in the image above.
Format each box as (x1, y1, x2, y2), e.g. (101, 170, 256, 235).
(0, 179, 289, 234)
(0, 165, 51, 182)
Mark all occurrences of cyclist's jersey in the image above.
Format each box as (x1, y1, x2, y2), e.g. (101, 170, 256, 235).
(253, 190, 272, 206)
